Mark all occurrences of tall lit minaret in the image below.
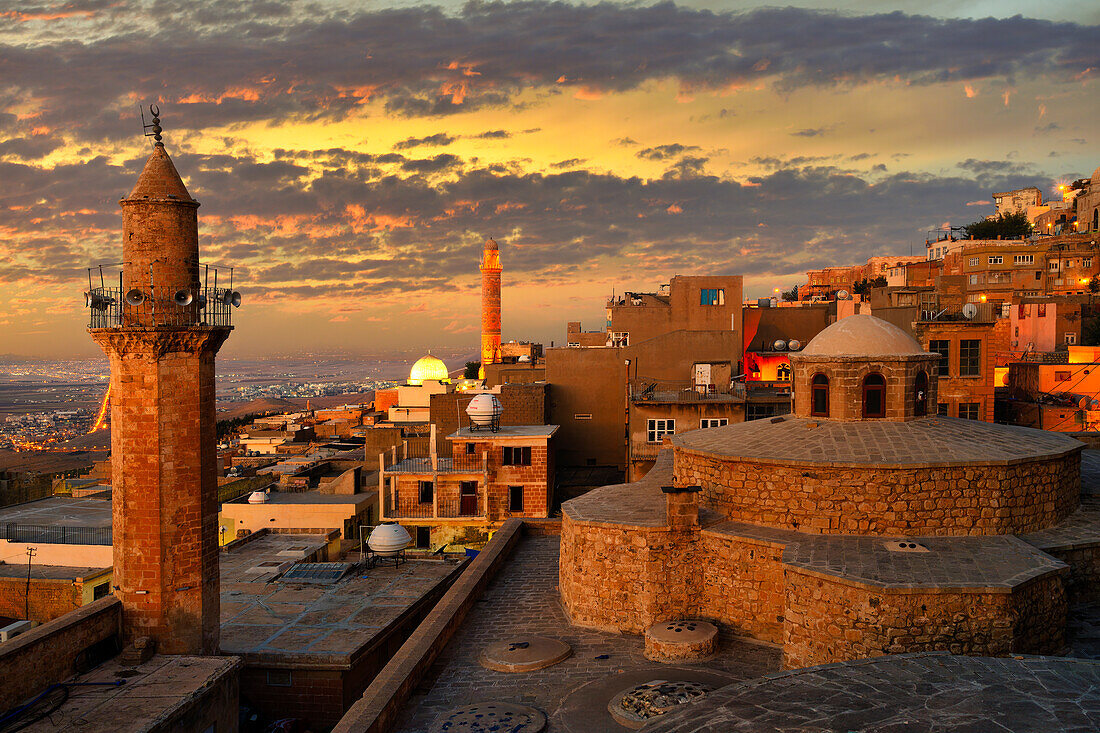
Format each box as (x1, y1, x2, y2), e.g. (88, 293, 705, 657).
(88, 109, 233, 655)
(480, 237, 502, 368)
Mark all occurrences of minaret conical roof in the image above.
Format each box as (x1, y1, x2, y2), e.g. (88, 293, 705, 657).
(125, 144, 195, 202)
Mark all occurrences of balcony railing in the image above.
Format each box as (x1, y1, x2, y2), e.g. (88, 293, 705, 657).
(85, 263, 237, 329)
(384, 454, 486, 474)
(917, 303, 995, 323)
(2, 523, 112, 545)
(382, 491, 485, 519)
(630, 379, 746, 403)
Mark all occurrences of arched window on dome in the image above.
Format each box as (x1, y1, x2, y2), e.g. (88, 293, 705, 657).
(811, 373, 829, 417)
(914, 371, 928, 417)
(863, 373, 886, 418)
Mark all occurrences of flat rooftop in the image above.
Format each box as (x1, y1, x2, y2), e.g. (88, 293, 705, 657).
(392, 535, 781, 733)
(225, 489, 373, 506)
(19, 654, 239, 732)
(449, 425, 559, 439)
(220, 533, 462, 663)
(0, 564, 108, 581)
(0, 496, 111, 528)
(643, 653, 1100, 733)
(672, 414, 1083, 467)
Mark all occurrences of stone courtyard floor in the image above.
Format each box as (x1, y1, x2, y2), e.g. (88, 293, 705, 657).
(394, 535, 1100, 732)
(392, 535, 781, 733)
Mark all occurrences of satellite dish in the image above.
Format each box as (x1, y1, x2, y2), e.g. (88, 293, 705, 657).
(773, 339, 788, 351)
(788, 339, 801, 351)
(125, 289, 145, 306)
(195, 294, 207, 309)
(962, 303, 978, 319)
(836, 290, 850, 300)
(174, 290, 194, 306)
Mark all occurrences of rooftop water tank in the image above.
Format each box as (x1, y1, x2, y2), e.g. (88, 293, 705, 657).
(368, 523, 412, 557)
(248, 490, 267, 504)
(466, 393, 503, 430)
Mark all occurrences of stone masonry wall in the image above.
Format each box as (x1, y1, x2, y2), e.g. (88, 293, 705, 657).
(0, 596, 122, 712)
(560, 516, 664, 634)
(677, 450, 1080, 536)
(699, 531, 786, 644)
(782, 570, 1066, 669)
(1039, 545, 1100, 604)
(0, 576, 83, 625)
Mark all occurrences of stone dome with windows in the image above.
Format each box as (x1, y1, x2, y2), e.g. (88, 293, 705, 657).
(560, 313, 1098, 673)
(789, 314, 938, 422)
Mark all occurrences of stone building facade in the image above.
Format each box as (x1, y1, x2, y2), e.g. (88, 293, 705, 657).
(560, 314, 1098, 669)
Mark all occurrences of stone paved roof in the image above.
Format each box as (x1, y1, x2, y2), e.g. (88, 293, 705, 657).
(560, 450, 722, 527)
(783, 534, 1066, 590)
(390, 536, 781, 733)
(672, 414, 1083, 467)
(560, 449, 673, 527)
(1082, 449, 1100, 494)
(643, 653, 1100, 733)
(1023, 496, 1100, 552)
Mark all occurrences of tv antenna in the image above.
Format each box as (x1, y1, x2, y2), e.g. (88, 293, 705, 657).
(140, 104, 163, 145)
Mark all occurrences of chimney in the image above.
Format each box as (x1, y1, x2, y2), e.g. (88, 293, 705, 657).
(661, 485, 701, 531)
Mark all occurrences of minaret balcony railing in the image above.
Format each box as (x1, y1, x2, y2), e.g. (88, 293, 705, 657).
(85, 262, 239, 329)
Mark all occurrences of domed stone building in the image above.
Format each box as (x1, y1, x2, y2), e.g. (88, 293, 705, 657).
(560, 314, 1100, 669)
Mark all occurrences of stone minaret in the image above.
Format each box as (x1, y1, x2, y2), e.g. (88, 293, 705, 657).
(89, 118, 230, 655)
(480, 237, 502, 367)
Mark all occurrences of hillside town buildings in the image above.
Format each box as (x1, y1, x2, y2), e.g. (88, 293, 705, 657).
(3, 112, 1100, 733)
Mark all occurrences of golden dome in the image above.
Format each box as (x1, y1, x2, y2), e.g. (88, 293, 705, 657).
(408, 354, 450, 385)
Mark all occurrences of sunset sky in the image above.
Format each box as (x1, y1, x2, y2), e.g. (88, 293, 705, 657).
(1, 0, 1097, 358)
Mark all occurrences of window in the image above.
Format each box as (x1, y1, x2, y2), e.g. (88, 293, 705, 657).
(862, 373, 886, 418)
(415, 526, 431, 549)
(267, 670, 293, 687)
(969, 274, 979, 285)
(502, 446, 532, 466)
(573, 413, 592, 420)
(959, 403, 980, 420)
(811, 373, 829, 417)
(746, 403, 784, 421)
(92, 582, 110, 600)
(929, 340, 950, 377)
(465, 442, 475, 455)
(508, 485, 524, 512)
(647, 419, 675, 443)
(969, 257, 978, 266)
(1066, 333, 1078, 345)
(988, 255, 1003, 265)
(418, 480, 434, 504)
(914, 371, 928, 417)
(1055, 371, 1071, 382)
(938, 403, 948, 416)
(1085, 258, 1093, 268)
(700, 418, 729, 429)
(1014, 254, 1034, 265)
(1050, 261, 1060, 271)
(959, 339, 981, 377)
(610, 332, 629, 347)
(700, 288, 725, 306)
(776, 364, 792, 382)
